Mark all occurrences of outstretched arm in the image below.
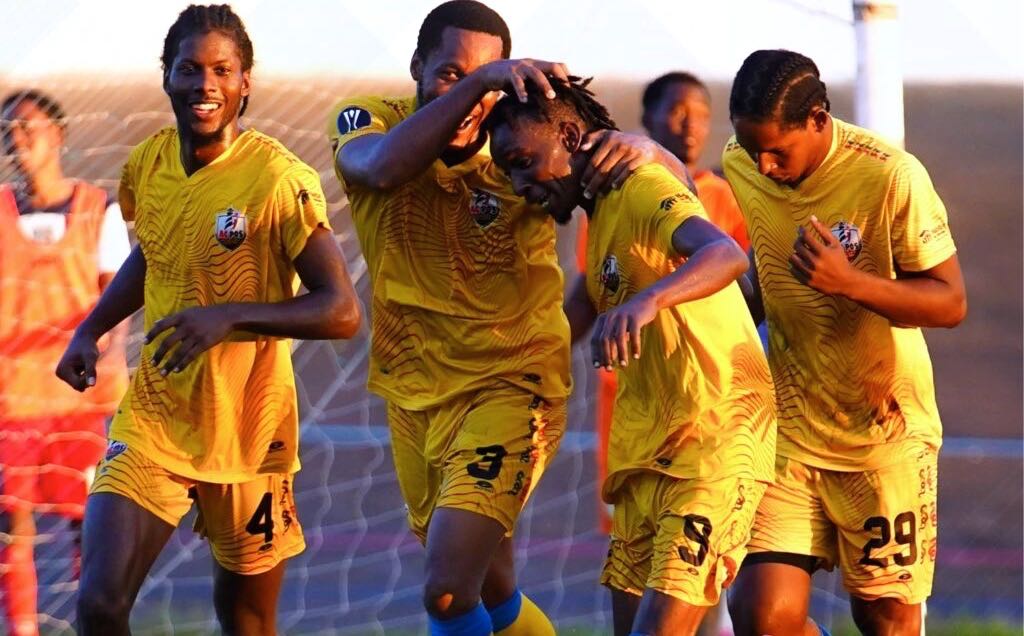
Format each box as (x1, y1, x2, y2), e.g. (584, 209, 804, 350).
(591, 217, 748, 369)
(337, 59, 568, 190)
(564, 274, 597, 345)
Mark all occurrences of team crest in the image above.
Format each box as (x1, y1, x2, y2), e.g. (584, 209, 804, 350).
(215, 207, 247, 250)
(469, 188, 501, 227)
(600, 254, 620, 293)
(105, 440, 128, 461)
(830, 220, 862, 261)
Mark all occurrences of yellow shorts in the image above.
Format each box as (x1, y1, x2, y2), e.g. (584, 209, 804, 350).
(600, 471, 766, 606)
(90, 441, 304, 575)
(387, 383, 565, 542)
(747, 446, 938, 603)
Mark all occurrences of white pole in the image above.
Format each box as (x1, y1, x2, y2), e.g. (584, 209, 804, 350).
(853, 0, 906, 148)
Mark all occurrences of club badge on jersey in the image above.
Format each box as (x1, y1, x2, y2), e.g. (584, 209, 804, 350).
(215, 207, 248, 250)
(469, 188, 500, 227)
(600, 254, 620, 293)
(830, 220, 862, 261)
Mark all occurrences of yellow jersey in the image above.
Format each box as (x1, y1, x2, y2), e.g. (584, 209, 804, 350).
(586, 164, 776, 500)
(326, 96, 570, 409)
(722, 117, 957, 471)
(113, 127, 331, 482)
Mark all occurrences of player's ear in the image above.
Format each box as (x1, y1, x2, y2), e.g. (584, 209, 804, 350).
(410, 53, 424, 83)
(641, 109, 653, 134)
(240, 69, 251, 99)
(162, 70, 171, 97)
(810, 106, 829, 133)
(559, 121, 582, 153)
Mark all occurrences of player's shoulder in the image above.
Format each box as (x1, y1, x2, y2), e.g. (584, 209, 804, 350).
(327, 95, 414, 135)
(604, 164, 697, 219)
(832, 117, 914, 175)
(128, 126, 178, 168)
(235, 130, 318, 180)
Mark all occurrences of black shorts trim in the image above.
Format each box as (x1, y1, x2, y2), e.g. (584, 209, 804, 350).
(742, 551, 819, 575)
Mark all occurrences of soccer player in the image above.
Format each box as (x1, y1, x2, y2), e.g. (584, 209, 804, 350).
(0, 89, 130, 636)
(722, 50, 967, 636)
(486, 78, 776, 636)
(54, 5, 361, 634)
(327, 2, 688, 634)
(641, 71, 749, 252)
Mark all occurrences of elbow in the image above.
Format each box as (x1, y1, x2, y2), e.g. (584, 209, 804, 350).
(725, 241, 750, 281)
(327, 295, 363, 339)
(941, 293, 968, 328)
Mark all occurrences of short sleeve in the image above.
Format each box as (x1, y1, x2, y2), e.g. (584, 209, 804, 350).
(117, 147, 140, 223)
(888, 156, 957, 272)
(326, 96, 404, 190)
(276, 164, 332, 262)
(621, 164, 708, 258)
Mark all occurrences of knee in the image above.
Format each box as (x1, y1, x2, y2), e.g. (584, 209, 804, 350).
(77, 585, 132, 632)
(728, 590, 808, 636)
(423, 573, 480, 620)
(851, 597, 921, 636)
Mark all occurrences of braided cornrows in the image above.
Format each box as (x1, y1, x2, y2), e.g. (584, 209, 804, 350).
(161, 4, 254, 115)
(729, 50, 830, 127)
(485, 75, 619, 136)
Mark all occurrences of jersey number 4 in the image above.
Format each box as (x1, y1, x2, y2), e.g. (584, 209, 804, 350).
(246, 492, 275, 544)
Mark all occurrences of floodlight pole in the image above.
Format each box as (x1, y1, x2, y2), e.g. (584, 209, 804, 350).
(853, 0, 905, 148)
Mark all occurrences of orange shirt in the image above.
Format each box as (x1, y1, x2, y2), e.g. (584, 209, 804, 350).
(0, 182, 128, 419)
(693, 169, 750, 253)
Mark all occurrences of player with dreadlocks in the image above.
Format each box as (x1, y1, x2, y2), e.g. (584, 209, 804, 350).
(55, 5, 361, 633)
(326, 3, 692, 635)
(486, 78, 776, 636)
(722, 49, 966, 636)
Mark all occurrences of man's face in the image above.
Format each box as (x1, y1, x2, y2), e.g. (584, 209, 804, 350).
(489, 118, 583, 225)
(732, 114, 826, 187)
(642, 82, 710, 167)
(2, 100, 63, 177)
(412, 26, 503, 150)
(164, 30, 250, 142)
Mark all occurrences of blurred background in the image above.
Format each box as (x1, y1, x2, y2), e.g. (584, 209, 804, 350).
(0, 0, 1020, 634)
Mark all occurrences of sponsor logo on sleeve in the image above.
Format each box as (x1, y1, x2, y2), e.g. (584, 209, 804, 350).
(337, 107, 372, 135)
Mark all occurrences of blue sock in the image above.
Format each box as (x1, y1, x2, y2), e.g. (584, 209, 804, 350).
(815, 621, 832, 636)
(487, 588, 522, 632)
(428, 602, 492, 636)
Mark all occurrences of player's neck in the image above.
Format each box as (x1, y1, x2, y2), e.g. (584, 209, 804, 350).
(440, 132, 488, 168)
(178, 124, 243, 176)
(798, 116, 834, 186)
(21, 161, 73, 209)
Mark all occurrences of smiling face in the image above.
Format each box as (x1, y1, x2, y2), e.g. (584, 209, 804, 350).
(489, 116, 585, 224)
(1, 99, 63, 178)
(642, 81, 711, 168)
(164, 30, 250, 143)
(411, 26, 504, 150)
(732, 108, 831, 187)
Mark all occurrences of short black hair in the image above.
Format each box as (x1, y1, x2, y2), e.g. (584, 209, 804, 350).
(642, 72, 709, 113)
(484, 76, 618, 137)
(1, 89, 67, 131)
(729, 49, 830, 127)
(161, 4, 254, 116)
(417, 0, 511, 60)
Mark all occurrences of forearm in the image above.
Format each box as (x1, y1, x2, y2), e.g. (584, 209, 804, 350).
(564, 277, 597, 343)
(643, 241, 748, 310)
(841, 269, 967, 328)
(226, 286, 361, 340)
(77, 246, 145, 340)
(341, 76, 489, 189)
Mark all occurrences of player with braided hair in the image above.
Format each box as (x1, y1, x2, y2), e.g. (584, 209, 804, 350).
(723, 49, 966, 636)
(487, 78, 776, 636)
(55, 4, 362, 633)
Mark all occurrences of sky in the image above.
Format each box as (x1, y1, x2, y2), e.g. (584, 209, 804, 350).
(0, 0, 1020, 83)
